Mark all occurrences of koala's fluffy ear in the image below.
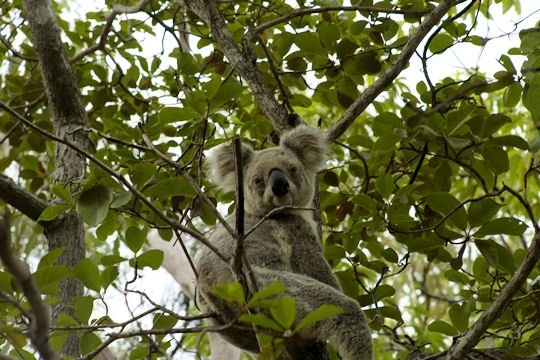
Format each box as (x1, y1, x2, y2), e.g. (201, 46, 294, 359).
(206, 142, 254, 192)
(280, 125, 328, 172)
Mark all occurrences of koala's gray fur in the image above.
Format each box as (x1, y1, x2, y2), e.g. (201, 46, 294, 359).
(196, 125, 373, 359)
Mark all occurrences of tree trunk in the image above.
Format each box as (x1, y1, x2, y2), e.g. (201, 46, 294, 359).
(22, 0, 88, 357)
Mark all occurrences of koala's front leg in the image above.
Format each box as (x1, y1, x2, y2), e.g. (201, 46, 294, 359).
(255, 267, 373, 360)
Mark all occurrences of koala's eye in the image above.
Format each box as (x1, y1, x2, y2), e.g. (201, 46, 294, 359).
(253, 177, 264, 186)
(289, 166, 298, 174)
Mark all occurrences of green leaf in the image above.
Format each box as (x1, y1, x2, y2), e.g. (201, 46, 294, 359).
(425, 192, 468, 230)
(159, 106, 199, 122)
(34, 265, 71, 295)
(38, 204, 71, 222)
(80, 332, 102, 356)
(294, 304, 343, 332)
(130, 163, 156, 187)
(481, 145, 509, 174)
(318, 22, 340, 50)
(144, 177, 195, 197)
(475, 239, 516, 274)
(503, 82, 522, 107)
(381, 248, 399, 263)
(3, 326, 27, 349)
(51, 183, 74, 203)
(489, 135, 529, 150)
(524, 76, 540, 122)
(134, 249, 164, 270)
(74, 296, 94, 324)
(101, 266, 119, 291)
(101, 254, 127, 266)
(77, 184, 113, 226)
(481, 114, 512, 137)
(153, 314, 178, 330)
(473, 217, 527, 237)
(124, 226, 148, 253)
(239, 313, 283, 332)
(110, 191, 132, 208)
(375, 173, 394, 198)
(428, 320, 458, 336)
(429, 33, 453, 53)
(444, 269, 472, 285)
(378, 306, 403, 323)
(467, 198, 501, 227)
(270, 296, 297, 330)
(248, 282, 286, 308)
(449, 303, 470, 332)
(74, 259, 101, 292)
(38, 247, 65, 269)
(212, 82, 244, 108)
(213, 282, 245, 305)
(499, 54, 517, 74)
(294, 32, 325, 54)
(374, 284, 396, 301)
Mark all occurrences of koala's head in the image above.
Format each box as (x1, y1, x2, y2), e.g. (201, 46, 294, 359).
(206, 126, 328, 216)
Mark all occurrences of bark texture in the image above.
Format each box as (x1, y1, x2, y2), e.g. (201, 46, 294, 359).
(22, 0, 88, 356)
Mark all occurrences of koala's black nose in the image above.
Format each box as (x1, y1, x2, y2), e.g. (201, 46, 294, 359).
(269, 168, 289, 197)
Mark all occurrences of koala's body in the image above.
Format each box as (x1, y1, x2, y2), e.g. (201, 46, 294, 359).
(196, 126, 373, 360)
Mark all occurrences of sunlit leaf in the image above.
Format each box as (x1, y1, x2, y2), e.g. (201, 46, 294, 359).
(428, 320, 458, 336)
(239, 313, 283, 332)
(77, 185, 113, 226)
(213, 282, 245, 305)
(74, 259, 101, 292)
(270, 296, 296, 330)
(294, 304, 343, 332)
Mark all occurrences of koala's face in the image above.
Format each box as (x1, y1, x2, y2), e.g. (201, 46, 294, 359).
(244, 148, 316, 216)
(206, 125, 328, 217)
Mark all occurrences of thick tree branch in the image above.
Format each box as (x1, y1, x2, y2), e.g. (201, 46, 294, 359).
(21, 1, 89, 355)
(0, 173, 49, 222)
(326, 0, 457, 141)
(179, 0, 291, 134)
(0, 215, 60, 360)
(444, 231, 540, 360)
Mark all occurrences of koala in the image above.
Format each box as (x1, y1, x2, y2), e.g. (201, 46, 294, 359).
(196, 125, 373, 360)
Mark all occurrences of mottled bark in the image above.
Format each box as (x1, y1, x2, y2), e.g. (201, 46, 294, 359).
(22, 0, 88, 357)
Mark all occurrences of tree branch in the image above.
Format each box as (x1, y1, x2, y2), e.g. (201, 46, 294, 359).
(326, 0, 457, 141)
(0, 173, 49, 222)
(21, 1, 89, 355)
(444, 231, 540, 360)
(179, 0, 291, 134)
(0, 100, 226, 263)
(252, 5, 430, 35)
(0, 215, 60, 360)
(70, 0, 150, 63)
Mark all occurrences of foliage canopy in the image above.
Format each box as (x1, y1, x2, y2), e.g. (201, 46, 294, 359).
(0, 0, 539, 359)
